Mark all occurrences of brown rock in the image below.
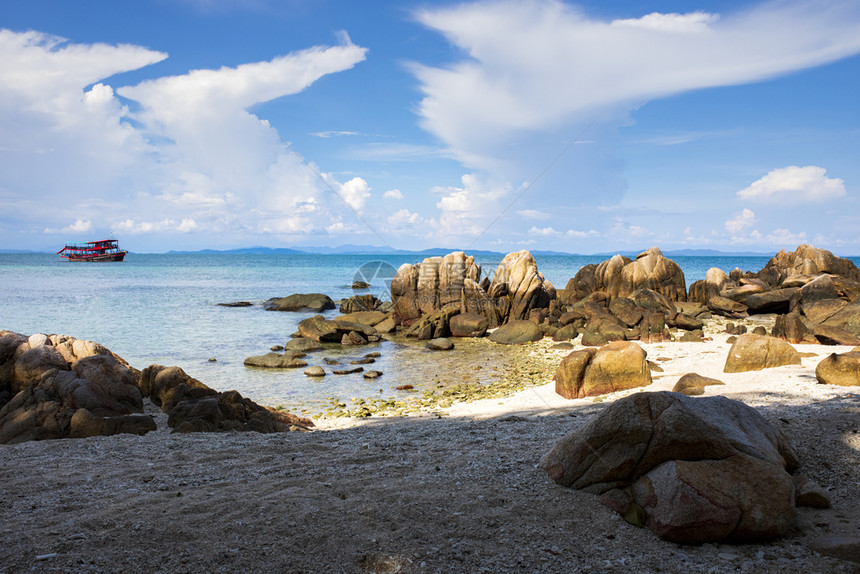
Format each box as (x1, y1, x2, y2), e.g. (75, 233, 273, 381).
(793, 474, 831, 509)
(553, 341, 651, 399)
(488, 320, 543, 345)
(815, 350, 860, 386)
(488, 250, 554, 322)
(808, 536, 860, 564)
(724, 334, 802, 373)
(814, 325, 860, 346)
(449, 312, 489, 338)
(672, 373, 724, 395)
(773, 312, 814, 344)
(708, 295, 749, 319)
(540, 392, 799, 543)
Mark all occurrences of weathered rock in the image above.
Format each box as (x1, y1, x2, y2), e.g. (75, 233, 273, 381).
(814, 325, 860, 346)
(553, 341, 651, 399)
(263, 293, 335, 312)
(12, 345, 69, 393)
(818, 301, 860, 336)
(744, 288, 799, 315)
(341, 331, 369, 346)
(243, 353, 307, 369)
(773, 312, 815, 344)
(391, 251, 485, 325)
(72, 355, 143, 413)
(759, 244, 860, 286)
(724, 333, 802, 373)
(217, 301, 253, 307)
(608, 297, 642, 327)
(580, 331, 607, 347)
(426, 338, 454, 351)
(802, 299, 848, 325)
(69, 408, 156, 439)
(793, 474, 831, 509)
(352, 281, 370, 289)
(363, 370, 382, 379)
(339, 294, 380, 314)
(488, 250, 555, 322)
(332, 367, 364, 375)
(552, 324, 579, 342)
(808, 536, 860, 564)
(488, 320, 543, 345)
(304, 366, 325, 377)
(688, 268, 729, 304)
(678, 330, 704, 343)
(449, 312, 489, 338)
(284, 337, 324, 353)
(669, 313, 704, 331)
(337, 311, 388, 327)
(815, 350, 860, 386)
(141, 364, 312, 433)
(540, 392, 799, 544)
(708, 295, 749, 319)
(672, 373, 724, 395)
(298, 315, 345, 343)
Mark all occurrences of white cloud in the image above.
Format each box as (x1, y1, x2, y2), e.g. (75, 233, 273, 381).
(737, 166, 846, 203)
(324, 175, 371, 212)
(0, 28, 369, 247)
(566, 228, 600, 238)
(724, 208, 757, 234)
(44, 218, 93, 234)
(383, 189, 403, 200)
(528, 225, 561, 237)
(388, 208, 424, 226)
(412, 0, 860, 172)
(516, 209, 550, 220)
(765, 228, 808, 245)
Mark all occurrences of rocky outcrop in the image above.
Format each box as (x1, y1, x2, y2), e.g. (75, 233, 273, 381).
(390, 250, 555, 330)
(487, 250, 555, 323)
(815, 349, 860, 386)
(243, 352, 308, 369)
(761, 244, 860, 286)
(297, 315, 380, 345)
(541, 392, 801, 543)
(339, 294, 381, 314)
(724, 333, 801, 373)
(140, 365, 312, 433)
(568, 247, 686, 303)
(554, 341, 652, 399)
(263, 293, 335, 312)
(449, 312, 489, 338)
(0, 331, 153, 444)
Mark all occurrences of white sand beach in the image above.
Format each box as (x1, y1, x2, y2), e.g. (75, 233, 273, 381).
(2, 323, 859, 574)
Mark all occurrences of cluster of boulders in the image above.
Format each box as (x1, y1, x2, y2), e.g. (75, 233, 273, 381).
(0, 330, 311, 444)
(541, 391, 830, 544)
(688, 245, 860, 346)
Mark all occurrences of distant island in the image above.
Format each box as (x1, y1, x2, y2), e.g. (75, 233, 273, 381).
(3, 245, 783, 257)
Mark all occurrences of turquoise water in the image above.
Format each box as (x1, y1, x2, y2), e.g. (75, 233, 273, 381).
(1, 251, 841, 412)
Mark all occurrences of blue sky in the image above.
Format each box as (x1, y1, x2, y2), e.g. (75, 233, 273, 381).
(1, 0, 859, 254)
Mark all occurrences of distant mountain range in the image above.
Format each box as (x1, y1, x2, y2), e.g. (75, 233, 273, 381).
(162, 245, 775, 257)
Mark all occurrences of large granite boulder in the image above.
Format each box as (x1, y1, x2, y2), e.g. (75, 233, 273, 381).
(759, 244, 860, 286)
(140, 364, 312, 433)
(487, 250, 555, 322)
(554, 341, 652, 399)
(449, 312, 489, 338)
(815, 349, 860, 386)
(688, 268, 729, 305)
(672, 372, 725, 396)
(488, 320, 543, 345)
(724, 333, 802, 373)
(391, 251, 485, 325)
(0, 332, 153, 444)
(540, 392, 799, 543)
(297, 315, 379, 344)
(569, 248, 686, 303)
(263, 293, 335, 312)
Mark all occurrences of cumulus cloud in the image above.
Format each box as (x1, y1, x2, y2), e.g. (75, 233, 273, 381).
(737, 166, 846, 203)
(413, 1, 860, 171)
(516, 209, 550, 220)
(383, 189, 403, 200)
(0, 28, 368, 246)
(724, 208, 757, 234)
(323, 175, 371, 212)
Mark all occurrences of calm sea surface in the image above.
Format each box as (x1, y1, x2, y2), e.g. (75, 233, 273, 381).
(3, 252, 854, 414)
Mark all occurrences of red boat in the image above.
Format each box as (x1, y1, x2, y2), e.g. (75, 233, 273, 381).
(57, 239, 127, 262)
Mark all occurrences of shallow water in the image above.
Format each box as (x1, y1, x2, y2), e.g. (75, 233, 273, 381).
(2, 251, 847, 414)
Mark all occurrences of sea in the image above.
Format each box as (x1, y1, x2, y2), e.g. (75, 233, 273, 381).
(3, 252, 855, 415)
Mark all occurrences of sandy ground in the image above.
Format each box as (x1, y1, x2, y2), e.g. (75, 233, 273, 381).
(1, 327, 859, 573)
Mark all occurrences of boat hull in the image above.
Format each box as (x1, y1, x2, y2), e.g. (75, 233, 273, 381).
(65, 252, 127, 262)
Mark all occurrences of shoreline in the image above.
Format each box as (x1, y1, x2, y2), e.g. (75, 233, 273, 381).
(2, 321, 859, 572)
